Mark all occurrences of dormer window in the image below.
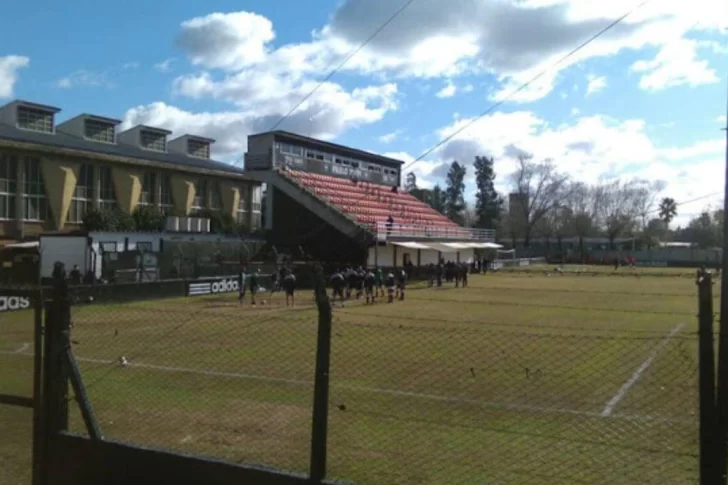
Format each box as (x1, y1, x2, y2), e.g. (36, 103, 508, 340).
(187, 139, 210, 159)
(140, 130, 166, 152)
(84, 119, 115, 144)
(17, 106, 54, 133)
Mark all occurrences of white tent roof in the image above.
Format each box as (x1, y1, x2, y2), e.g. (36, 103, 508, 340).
(389, 241, 503, 252)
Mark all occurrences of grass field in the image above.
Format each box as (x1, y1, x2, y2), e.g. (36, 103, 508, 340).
(0, 266, 707, 484)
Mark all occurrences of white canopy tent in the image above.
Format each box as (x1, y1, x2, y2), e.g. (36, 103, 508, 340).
(371, 240, 504, 267)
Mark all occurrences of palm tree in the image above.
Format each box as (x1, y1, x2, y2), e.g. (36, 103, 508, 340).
(658, 197, 678, 225)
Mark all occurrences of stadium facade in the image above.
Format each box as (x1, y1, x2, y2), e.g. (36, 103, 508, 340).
(0, 99, 263, 246)
(244, 130, 497, 267)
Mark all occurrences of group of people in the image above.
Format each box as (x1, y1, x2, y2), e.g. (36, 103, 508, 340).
(425, 260, 470, 288)
(329, 267, 407, 304)
(238, 265, 298, 307)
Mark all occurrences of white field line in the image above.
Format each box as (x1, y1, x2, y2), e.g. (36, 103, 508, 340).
(14, 343, 29, 354)
(600, 323, 685, 417)
(1, 346, 694, 425)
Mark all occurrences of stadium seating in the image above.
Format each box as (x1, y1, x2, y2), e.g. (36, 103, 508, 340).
(282, 169, 469, 238)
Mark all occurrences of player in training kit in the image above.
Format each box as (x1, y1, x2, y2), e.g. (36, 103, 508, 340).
(330, 270, 345, 303)
(385, 271, 396, 303)
(282, 269, 296, 307)
(237, 264, 247, 305)
(461, 263, 468, 288)
(396, 268, 407, 301)
(249, 268, 259, 305)
(375, 267, 384, 297)
(346, 267, 357, 300)
(356, 267, 366, 299)
(364, 269, 376, 304)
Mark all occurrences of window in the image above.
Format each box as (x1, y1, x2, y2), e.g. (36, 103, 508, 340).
(69, 164, 93, 223)
(210, 182, 221, 210)
(159, 174, 173, 215)
(0, 154, 17, 220)
(251, 186, 262, 212)
(236, 193, 248, 224)
(17, 107, 54, 133)
(251, 212, 262, 229)
(140, 131, 166, 152)
(98, 166, 116, 211)
(187, 140, 209, 159)
(22, 158, 48, 221)
(291, 145, 302, 156)
(138, 172, 156, 207)
(84, 120, 115, 143)
(191, 180, 206, 214)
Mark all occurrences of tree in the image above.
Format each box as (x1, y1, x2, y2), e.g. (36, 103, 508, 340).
(473, 156, 504, 229)
(405, 172, 418, 192)
(430, 185, 446, 213)
(595, 180, 642, 249)
(658, 197, 678, 225)
(444, 161, 467, 224)
(563, 182, 599, 259)
(509, 156, 570, 247)
(633, 180, 664, 231)
(462, 203, 477, 228)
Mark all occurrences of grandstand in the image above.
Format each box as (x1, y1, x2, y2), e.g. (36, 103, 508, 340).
(244, 131, 498, 267)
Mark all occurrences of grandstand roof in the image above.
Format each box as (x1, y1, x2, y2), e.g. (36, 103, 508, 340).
(250, 130, 405, 169)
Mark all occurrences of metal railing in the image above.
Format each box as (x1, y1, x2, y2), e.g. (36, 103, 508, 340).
(372, 222, 496, 241)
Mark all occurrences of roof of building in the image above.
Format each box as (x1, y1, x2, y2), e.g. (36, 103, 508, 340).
(250, 130, 405, 167)
(0, 121, 246, 177)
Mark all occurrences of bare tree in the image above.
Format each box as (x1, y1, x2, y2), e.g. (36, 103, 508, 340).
(509, 156, 570, 247)
(595, 179, 642, 249)
(563, 182, 599, 260)
(632, 180, 665, 231)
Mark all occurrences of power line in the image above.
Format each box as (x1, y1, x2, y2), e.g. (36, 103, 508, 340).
(407, 0, 652, 167)
(268, 0, 418, 132)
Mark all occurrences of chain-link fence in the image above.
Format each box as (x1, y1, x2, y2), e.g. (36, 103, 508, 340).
(0, 290, 37, 485)
(49, 267, 706, 484)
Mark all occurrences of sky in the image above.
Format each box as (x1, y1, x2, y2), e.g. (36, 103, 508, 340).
(1, 0, 727, 227)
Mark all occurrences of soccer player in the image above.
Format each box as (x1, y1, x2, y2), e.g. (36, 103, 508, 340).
(385, 270, 396, 303)
(330, 269, 345, 303)
(345, 267, 356, 300)
(454, 263, 461, 288)
(282, 269, 296, 306)
(356, 266, 366, 300)
(237, 264, 247, 305)
(364, 268, 376, 304)
(461, 263, 468, 288)
(396, 268, 407, 301)
(436, 260, 444, 287)
(249, 268, 259, 305)
(375, 267, 384, 297)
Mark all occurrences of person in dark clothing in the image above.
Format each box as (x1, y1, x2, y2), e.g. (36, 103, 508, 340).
(283, 269, 296, 306)
(356, 267, 366, 300)
(461, 263, 468, 287)
(346, 268, 357, 300)
(454, 263, 461, 288)
(237, 265, 247, 305)
(385, 271, 396, 303)
(436, 261, 443, 287)
(364, 269, 375, 304)
(249, 269, 259, 305)
(427, 263, 435, 287)
(330, 270, 345, 303)
(396, 268, 407, 301)
(69, 265, 82, 285)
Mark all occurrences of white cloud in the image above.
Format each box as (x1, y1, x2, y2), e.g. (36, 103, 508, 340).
(0, 55, 29, 98)
(154, 58, 175, 73)
(631, 38, 719, 90)
(123, 62, 140, 70)
(436, 81, 457, 98)
(585, 74, 607, 95)
(176, 12, 274, 71)
(379, 130, 403, 144)
(56, 69, 115, 89)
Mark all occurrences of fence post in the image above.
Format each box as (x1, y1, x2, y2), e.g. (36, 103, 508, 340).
(309, 264, 332, 482)
(31, 291, 44, 485)
(697, 269, 719, 484)
(716, 269, 728, 483)
(41, 262, 70, 483)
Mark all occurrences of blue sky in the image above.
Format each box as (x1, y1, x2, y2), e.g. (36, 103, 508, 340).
(1, 0, 727, 226)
